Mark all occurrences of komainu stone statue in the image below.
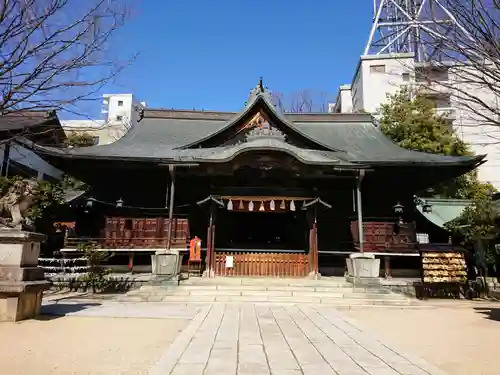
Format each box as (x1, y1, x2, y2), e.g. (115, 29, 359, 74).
(0, 179, 37, 230)
(0, 178, 48, 322)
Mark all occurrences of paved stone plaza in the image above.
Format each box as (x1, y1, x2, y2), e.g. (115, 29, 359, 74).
(148, 303, 449, 375)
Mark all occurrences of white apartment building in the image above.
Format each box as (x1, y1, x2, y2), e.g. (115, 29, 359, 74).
(62, 93, 146, 146)
(331, 53, 500, 189)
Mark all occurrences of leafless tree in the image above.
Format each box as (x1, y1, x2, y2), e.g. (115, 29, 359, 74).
(0, 0, 136, 117)
(270, 90, 332, 113)
(420, 0, 500, 129)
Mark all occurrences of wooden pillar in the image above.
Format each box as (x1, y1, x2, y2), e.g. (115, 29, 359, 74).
(197, 196, 223, 278)
(384, 256, 392, 279)
(206, 209, 213, 277)
(128, 252, 134, 274)
(312, 208, 319, 275)
(1, 141, 10, 177)
(356, 170, 365, 252)
(166, 165, 176, 250)
(307, 207, 320, 278)
(204, 205, 217, 278)
(302, 198, 331, 279)
(211, 222, 216, 275)
(308, 227, 314, 273)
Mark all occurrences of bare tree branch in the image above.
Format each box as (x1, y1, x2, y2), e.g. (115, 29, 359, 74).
(270, 90, 332, 113)
(0, 0, 137, 120)
(420, 0, 500, 129)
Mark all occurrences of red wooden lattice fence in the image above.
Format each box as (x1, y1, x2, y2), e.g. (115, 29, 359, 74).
(214, 252, 309, 277)
(350, 221, 417, 252)
(96, 217, 190, 249)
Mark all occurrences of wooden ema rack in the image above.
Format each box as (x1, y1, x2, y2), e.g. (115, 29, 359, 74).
(421, 247, 467, 283)
(416, 244, 467, 299)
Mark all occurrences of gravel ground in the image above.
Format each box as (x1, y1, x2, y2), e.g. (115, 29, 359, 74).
(0, 316, 188, 375)
(345, 302, 500, 375)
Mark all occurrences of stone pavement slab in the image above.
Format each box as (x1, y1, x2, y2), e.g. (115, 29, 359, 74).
(148, 303, 451, 375)
(41, 301, 202, 319)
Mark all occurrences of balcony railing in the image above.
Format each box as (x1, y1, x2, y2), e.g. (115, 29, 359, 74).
(64, 237, 188, 250)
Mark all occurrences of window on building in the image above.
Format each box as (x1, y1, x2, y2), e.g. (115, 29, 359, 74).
(402, 73, 410, 82)
(370, 65, 386, 73)
(416, 67, 449, 82)
(434, 96, 452, 109)
(118, 100, 124, 106)
(116, 115, 123, 121)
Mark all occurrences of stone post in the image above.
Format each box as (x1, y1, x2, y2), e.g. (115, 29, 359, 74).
(346, 252, 381, 285)
(0, 230, 50, 322)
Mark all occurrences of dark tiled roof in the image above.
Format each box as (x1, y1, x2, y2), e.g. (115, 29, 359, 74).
(0, 110, 66, 145)
(0, 110, 58, 131)
(27, 93, 485, 168)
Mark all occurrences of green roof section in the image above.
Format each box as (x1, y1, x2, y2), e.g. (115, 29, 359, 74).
(24, 87, 486, 169)
(416, 197, 472, 228)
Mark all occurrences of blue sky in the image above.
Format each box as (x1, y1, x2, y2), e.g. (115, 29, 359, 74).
(102, 0, 373, 113)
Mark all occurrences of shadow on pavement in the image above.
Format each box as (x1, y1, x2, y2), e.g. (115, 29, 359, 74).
(474, 307, 500, 322)
(40, 302, 102, 319)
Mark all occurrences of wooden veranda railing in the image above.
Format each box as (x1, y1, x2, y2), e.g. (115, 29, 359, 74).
(64, 237, 188, 249)
(350, 221, 418, 253)
(214, 252, 309, 277)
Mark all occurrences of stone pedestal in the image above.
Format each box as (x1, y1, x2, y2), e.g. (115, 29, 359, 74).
(307, 270, 321, 280)
(0, 230, 49, 322)
(151, 250, 182, 281)
(346, 253, 381, 285)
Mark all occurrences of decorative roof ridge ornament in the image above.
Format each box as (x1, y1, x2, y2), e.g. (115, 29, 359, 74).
(246, 76, 272, 106)
(245, 118, 286, 142)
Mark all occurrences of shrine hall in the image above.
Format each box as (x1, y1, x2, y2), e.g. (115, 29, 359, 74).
(27, 80, 484, 277)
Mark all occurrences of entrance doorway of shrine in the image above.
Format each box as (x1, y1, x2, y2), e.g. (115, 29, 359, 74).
(216, 210, 307, 251)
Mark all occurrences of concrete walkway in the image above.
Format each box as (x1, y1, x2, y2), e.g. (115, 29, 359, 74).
(148, 303, 450, 375)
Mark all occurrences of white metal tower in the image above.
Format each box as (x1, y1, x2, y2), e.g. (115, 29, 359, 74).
(364, 0, 467, 61)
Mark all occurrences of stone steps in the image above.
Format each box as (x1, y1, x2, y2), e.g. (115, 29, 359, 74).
(139, 283, 388, 292)
(117, 294, 415, 306)
(128, 289, 403, 299)
(119, 277, 418, 307)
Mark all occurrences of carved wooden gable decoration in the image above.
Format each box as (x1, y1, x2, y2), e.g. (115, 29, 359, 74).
(182, 83, 327, 150)
(240, 111, 286, 143)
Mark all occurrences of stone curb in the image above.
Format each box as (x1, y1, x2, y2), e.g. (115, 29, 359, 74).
(147, 304, 212, 375)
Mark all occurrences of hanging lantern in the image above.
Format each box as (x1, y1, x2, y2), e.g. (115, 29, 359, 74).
(393, 201, 404, 214)
(270, 200, 275, 211)
(239, 200, 244, 210)
(116, 198, 123, 208)
(85, 198, 94, 208)
(259, 201, 265, 211)
(227, 199, 233, 210)
(248, 201, 254, 211)
(280, 200, 286, 210)
(290, 200, 296, 211)
(422, 202, 432, 213)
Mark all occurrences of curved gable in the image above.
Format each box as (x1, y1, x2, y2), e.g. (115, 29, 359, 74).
(179, 93, 341, 152)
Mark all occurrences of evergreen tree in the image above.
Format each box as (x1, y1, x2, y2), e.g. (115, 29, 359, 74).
(379, 87, 495, 199)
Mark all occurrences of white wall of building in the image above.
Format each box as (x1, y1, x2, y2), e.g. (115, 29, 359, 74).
(332, 85, 353, 113)
(102, 93, 146, 125)
(0, 93, 146, 182)
(449, 66, 500, 187)
(332, 53, 500, 189)
(62, 119, 125, 146)
(351, 64, 364, 112)
(62, 93, 146, 145)
(352, 54, 415, 114)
